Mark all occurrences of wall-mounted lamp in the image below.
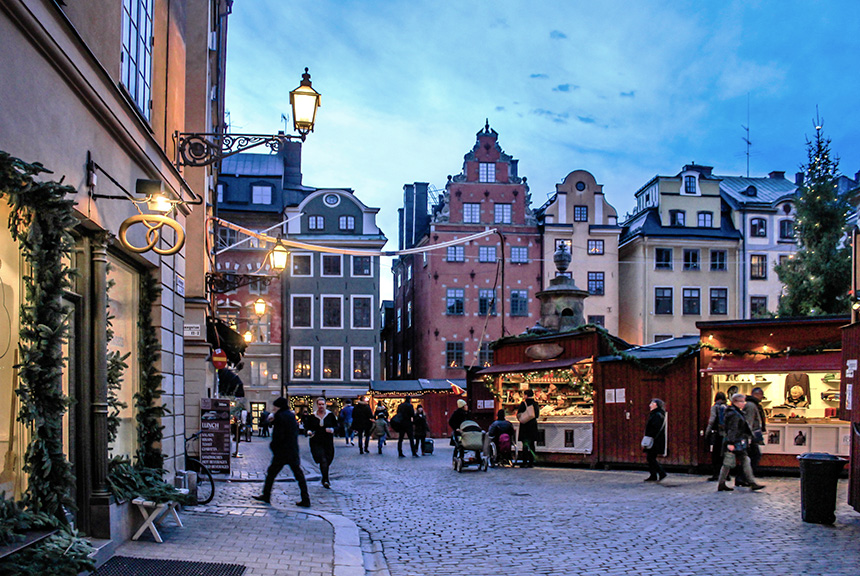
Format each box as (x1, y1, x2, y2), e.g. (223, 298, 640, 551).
(243, 330, 253, 344)
(253, 298, 267, 317)
(269, 238, 289, 272)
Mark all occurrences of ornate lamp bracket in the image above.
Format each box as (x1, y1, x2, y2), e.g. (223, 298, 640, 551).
(173, 131, 304, 168)
(205, 272, 275, 294)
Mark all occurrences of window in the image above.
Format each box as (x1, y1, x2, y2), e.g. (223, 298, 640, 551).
(710, 288, 728, 315)
(291, 295, 312, 328)
(479, 246, 497, 263)
(654, 335, 673, 343)
(217, 227, 237, 249)
(396, 353, 401, 377)
(750, 254, 767, 279)
(446, 288, 464, 315)
(322, 296, 343, 328)
(588, 315, 605, 327)
(248, 278, 268, 295)
(406, 350, 412, 375)
(655, 288, 673, 315)
(249, 361, 268, 387)
(216, 183, 224, 204)
(446, 342, 464, 368)
(750, 296, 768, 317)
(308, 215, 324, 230)
(555, 239, 571, 252)
(698, 211, 713, 227)
(292, 254, 312, 276)
(339, 215, 356, 231)
(447, 246, 464, 262)
(684, 175, 697, 194)
(406, 301, 412, 327)
(494, 203, 512, 224)
(479, 163, 495, 183)
(292, 348, 312, 380)
(322, 348, 342, 380)
(352, 256, 372, 276)
(587, 272, 604, 295)
(478, 343, 493, 368)
(352, 296, 373, 329)
(352, 349, 372, 381)
(322, 254, 342, 276)
(396, 308, 401, 332)
(710, 250, 727, 272)
(683, 249, 700, 271)
(479, 289, 497, 316)
(511, 290, 528, 316)
(779, 219, 795, 240)
(574, 205, 588, 222)
(121, 0, 153, 120)
(251, 185, 272, 204)
(463, 203, 481, 223)
(750, 218, 767, 237)
(682, 288, 701, 315)
(510, 246, 529, 263)
(587, 240, 604, 255)
(670, 210, 686, 226)
(656, 248, 673, 270)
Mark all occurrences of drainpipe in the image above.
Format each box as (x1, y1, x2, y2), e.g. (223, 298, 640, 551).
(740, 208, 747, 318)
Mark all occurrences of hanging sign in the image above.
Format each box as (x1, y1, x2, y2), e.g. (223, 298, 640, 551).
(212, 348, 228, 369)
(199, 398, 231, 474)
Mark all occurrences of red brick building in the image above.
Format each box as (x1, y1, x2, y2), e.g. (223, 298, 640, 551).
(392, 122, 542, 382)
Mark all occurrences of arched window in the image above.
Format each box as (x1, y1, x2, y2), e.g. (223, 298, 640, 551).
(750, 218, 767, 237)
(779, 219, 795, 240)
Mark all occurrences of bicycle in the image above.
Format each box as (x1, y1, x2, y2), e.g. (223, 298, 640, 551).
(184, 431, 215, 505)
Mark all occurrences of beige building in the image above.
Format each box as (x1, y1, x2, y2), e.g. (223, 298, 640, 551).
(537, 170, 622, 334)
(618, 164, 741, 345)
(0, 0, 227, 546)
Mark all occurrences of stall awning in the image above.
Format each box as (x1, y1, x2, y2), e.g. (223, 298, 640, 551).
(476, 357, 589, 375)
(368, 379, 464, 393)
(286, 385, 369, 398)
(702, 352, 841, 374)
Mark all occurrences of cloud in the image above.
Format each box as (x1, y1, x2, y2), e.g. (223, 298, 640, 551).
(553, 84, 579, 92)
(550, 30, 567, 40)
(532, 109, 569, 123)
(577, 116, 596, 124)
(530, 73, 549, 79)
(620, 91, 636, 98)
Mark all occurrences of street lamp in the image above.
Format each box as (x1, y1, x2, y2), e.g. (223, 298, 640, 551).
(269, 238, 289, 272)
(290, 68, 321, 139)
(253, 298, 267, 317)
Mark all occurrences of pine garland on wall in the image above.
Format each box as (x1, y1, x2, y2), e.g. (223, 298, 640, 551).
(106, 270, 130, 448)
(135, 271, 166, 469)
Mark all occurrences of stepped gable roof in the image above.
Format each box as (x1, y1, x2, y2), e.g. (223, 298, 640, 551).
(620, 208, 741, 245)
(718, 174, 797, 208)
(221, 153, 282, 177)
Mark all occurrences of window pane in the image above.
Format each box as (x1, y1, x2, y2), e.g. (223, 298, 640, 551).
(353, 256, 372, 276)
(574, 206, 588, 222)
(494, 204, 511, 224)
(656, 248, 672, 269)
(479, 246, 496, 262)
(323, 297, 342, 328)
(587, 272, 604, 295)
(587, 240, 604, 255)
(683, 288, 700, 315)
(710, 250, 727, 271)
(292, 296, 311, 327)
(293, 349, 311, 379)
(511, 290, 528, 316)
(463, 203, 481, 223)
(511, 246, 528, 263)
(446, 289, 464, 315)
(750, 255, 767, 279)
(446, 342, 464, 368)
(683, 249, 700, 271)
(322, 255, 341, 276)
(479, 289, 496, 315)
(710, 288, 728, 315)
(322, 349, 341, 379)
(292, 254, 311, 276)
(353, 349, 372, 380)
(353, 297, 372, 328)
(655, 288, 672, 314)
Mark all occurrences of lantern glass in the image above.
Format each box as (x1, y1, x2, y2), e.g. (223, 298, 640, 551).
(243, 330, 253, 344)
(147, 192, 173, 213)
(253, 298, 267, 317)
(290, 68, 320, 137)
(269, 243, 289, 272)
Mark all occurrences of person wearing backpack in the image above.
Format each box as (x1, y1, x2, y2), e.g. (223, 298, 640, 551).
(704, 391, 728, 481)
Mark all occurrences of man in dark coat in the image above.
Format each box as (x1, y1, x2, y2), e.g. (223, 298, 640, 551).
(717, 393, 765, 492)
(351, 398, 373, 454)
(394, 397, 418, 458)
(516, 390, 540, 468)
(253, 397, 310, 507)
(743, 387, 766, 476)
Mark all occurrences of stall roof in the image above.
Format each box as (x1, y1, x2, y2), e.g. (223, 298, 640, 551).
(369, 379, 463, 393)
(598, 336, 701, 362)
(287, 385, 369, 398)
(476, 357, 589, 375)
(702, 352, 841, 374)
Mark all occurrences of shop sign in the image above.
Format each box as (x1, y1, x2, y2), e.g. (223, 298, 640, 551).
(525, 343, 564, 360)
(200, 398, 231, 474)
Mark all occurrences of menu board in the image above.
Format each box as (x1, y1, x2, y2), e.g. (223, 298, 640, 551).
(200, 398, 231, 474)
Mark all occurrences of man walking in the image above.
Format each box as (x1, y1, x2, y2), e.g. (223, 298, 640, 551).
(252, 397, 310, 507)
(394, 396, 418, 458)
(341, 401, 355, 446)
(743, 386, 767, 476)
(351, 397, 373, 454)
(717, 393, 765, 492)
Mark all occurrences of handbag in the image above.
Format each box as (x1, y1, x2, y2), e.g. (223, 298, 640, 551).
(732, 438, 749, 454)
(517, 403, 535, 424)
(641, 435, 654, 450)
(390, 414, 404, 433)
(753, 430, 765, 446)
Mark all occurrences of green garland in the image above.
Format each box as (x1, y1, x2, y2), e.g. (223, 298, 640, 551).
(106, 271, 130, 448)
(1, 526, 95, 576)
(107, 458, 192, 506)
(0, 152, 77, 522)
(135, 272, 166, 469)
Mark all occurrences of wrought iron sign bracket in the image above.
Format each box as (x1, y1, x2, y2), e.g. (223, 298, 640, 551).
(173, 131, 304, 168)
(206, 272, 276, 294)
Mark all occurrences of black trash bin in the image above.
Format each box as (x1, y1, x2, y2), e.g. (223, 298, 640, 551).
(797, 452, 847, 525)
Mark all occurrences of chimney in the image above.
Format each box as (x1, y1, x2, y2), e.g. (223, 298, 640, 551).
(768, 171, 785, 180)
(795, 172, 804, 186)
(281, 140, 302, 186)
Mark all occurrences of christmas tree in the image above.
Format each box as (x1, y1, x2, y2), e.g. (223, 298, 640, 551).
(776, 117, 852, 316)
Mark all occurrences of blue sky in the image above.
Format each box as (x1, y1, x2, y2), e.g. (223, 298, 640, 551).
(225, 1, 860, 296)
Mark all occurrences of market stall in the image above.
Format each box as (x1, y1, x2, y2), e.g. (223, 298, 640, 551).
(369, 379, 462, 438)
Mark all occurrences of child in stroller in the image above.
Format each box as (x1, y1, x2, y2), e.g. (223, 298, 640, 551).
(452, 420, 489, 472)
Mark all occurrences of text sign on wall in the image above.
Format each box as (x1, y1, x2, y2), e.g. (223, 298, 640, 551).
(200, 398, 231, 474)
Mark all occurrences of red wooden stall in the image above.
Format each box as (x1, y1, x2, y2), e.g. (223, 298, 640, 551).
(842, 322, 860, 512)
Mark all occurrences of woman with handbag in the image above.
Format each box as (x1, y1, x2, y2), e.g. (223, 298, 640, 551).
(642, 398, 667, 482)
(516, 389, 540, 468)
(306, 397, 338, 489)
(717, 393, 765, 492)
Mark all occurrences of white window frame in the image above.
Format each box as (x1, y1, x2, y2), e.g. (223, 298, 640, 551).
(351, 255, 373, 277)
(478, 245, 497, 263)
(447, 246, 465, 262)
(308, 215, 325, 230)
(463, 203, 481, 223)
(321, 295, 344, 329)
(351, 295, 374, 330)
(121, 0, 153, 120)
(710, 287, 729, 316)
(351, 347, 374, 381)
(291, 347, 314, 381)
(321, 254, 343, 277)
(290, 294, 314, 329)
(321, 347, 344, 381)
(479, 163, 495, 183)
(682, 287, 701, 315)
(654, 286, 673, 315)
(292, 253, 313, 277)
(339, 215, 356, 231)
(510, 246, 528, 263)
(251, 185, 272, 204)
(494, 203, 512, 224)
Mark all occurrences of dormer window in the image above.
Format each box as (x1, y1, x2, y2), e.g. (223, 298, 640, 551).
(744, 185, 758, 197)
(684, 175, 697, 194)
(251, 184, 272, 204)
(479, 163, 495, 183)
(670, 210, 685, 227)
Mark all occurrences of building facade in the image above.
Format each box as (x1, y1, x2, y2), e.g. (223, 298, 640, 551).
(392, 123, 541, 380)
(537, 169, 622, 334)
(618, 164, 742, 345)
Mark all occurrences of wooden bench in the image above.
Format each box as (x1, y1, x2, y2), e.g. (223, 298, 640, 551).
(131, 488, 189, 543)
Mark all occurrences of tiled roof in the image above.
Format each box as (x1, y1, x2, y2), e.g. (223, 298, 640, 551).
(220, 153, 283, 176)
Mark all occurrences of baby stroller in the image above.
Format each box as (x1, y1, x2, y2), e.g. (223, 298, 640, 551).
(452, 420, 489, 472)
(488, 431, 519, 468)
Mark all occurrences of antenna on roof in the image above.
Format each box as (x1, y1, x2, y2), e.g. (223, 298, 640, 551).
(280, 113, 289, 135)
(741, 93, 751, 177)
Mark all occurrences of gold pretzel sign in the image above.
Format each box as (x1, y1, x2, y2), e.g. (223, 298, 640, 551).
(118, 214, 186, 256)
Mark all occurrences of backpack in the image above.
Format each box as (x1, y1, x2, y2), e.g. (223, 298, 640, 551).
(717, 404, 727, 435)
(498, 433, 512, 455)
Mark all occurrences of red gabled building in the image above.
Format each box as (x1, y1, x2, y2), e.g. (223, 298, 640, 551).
(392, 122, 542, 385)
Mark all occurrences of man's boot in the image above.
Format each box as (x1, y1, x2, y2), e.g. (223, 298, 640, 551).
(717, 482, 734, 492)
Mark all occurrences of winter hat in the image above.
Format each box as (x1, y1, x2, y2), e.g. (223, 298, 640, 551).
(273, 397, 289, 409)
(457, 399, 467, 409)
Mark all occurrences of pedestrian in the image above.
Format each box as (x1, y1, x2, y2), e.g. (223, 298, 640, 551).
(252, 397, 310, 507)
(704, 391, 727, 481)
(516, 389, 540, 468)
(717, 393, 765, 492)
(351, 397, 373, 454)
(394, 396, 418, 458)
(448, 398, 469, 436)
(374, 400, 389, 420)
(259, 409, 270, 437)
(245, 409, 254, 442)
(371, 412, 389, 454)
(743, 387, 766, 476)
(306, 397, 337, 489)
(414, 405, 429, 455)
(341, 401, 355, 446)
(642, 398, 667, 482)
